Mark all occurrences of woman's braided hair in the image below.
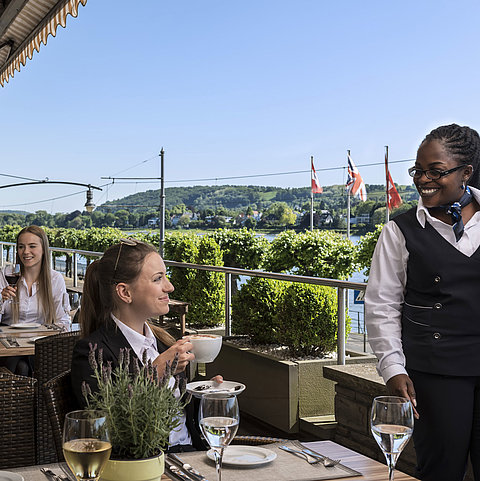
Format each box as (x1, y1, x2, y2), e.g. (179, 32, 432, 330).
(421, 124, 480, 188)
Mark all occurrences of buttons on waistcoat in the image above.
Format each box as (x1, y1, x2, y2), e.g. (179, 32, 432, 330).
(433, 303, 442, 310)
(433, 332, 441, 340)
(434, 276, 441, 283)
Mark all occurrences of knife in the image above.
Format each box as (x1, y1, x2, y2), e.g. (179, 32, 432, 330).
(165, 459, 193, 481)
(168, 453, 209, 481)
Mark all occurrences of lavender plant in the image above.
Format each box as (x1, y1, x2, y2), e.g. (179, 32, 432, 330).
(82, 344, 189, 460)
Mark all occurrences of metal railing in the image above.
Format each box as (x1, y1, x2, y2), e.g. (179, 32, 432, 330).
(0, 241, 367, 364)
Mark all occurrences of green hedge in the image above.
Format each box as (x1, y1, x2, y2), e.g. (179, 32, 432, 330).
(231, 277, 286, 344)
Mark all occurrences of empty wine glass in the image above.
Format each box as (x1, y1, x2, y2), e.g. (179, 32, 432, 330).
(371, 396, 414, 481)
(63, 410, 112, 481)
(199, 393, 239, 481)
(4, 263, 21, 304)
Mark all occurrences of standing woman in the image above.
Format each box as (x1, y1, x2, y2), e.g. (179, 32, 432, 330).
(71, 239, 209, 451)
(366, 124, 480, 481)
(0, 225, 71, 374)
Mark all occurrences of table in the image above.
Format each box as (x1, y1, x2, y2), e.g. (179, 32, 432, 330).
(0, 325, 59, 357)
(303, 440, 416, 480)
(9, 440, 416, 481)
(10, 462, 173, 480)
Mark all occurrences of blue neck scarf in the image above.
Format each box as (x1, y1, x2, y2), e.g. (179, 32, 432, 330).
(433, 186, 473, 241)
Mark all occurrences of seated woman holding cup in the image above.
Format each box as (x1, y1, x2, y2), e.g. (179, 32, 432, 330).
(71, 239, 222, 452)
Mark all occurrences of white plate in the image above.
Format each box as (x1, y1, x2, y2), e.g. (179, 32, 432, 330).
(10, 323, 41, 329)
(0, 471, 24, 481)
(28, 336, 46, 344)
(187, 380, 246, 397)
(207, 446, 276, 466)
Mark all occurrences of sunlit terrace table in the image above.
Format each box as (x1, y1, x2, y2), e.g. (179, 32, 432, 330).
(0, 324, 60, 357)
(8, 440, 416, 480)
(9, 441, 417, 480)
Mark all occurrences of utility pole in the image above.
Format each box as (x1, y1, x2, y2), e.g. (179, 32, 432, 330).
(159, 148, 165, 257)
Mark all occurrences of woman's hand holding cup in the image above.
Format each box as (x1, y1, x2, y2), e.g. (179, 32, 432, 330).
(1, 285, 16, 302)
(153, 338, 194, 375)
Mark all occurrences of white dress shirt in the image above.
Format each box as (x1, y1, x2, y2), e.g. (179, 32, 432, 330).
(365, 186, 480, 383)
(0, 268, 71, 329)
(112, 315, 192, 448)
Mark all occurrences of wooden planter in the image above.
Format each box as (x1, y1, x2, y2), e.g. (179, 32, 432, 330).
(205, 341, 376, 434)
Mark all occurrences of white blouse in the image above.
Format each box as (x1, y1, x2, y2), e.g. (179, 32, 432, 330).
(0, 268, 71, 329)
(112, 315, 192, 448)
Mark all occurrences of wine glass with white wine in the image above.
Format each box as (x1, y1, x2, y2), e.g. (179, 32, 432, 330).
(199, 392, 239, 481)
(371, 396, 414, 481)
(63, 410, 112, 481)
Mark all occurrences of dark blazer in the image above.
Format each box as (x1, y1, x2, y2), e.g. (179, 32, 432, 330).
(70, 319, 206, 450)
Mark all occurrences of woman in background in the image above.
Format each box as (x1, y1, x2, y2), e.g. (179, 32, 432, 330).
(366, 124, 480, 480)
(0, 225, 71, 374)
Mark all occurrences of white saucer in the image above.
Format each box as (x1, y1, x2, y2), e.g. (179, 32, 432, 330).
(187, 380, 246, 397)
(10, 323, 41, 329)
(207, 446, 276, 466)
(0, 471, 24, 481)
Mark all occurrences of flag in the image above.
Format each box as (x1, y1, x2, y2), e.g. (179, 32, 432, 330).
(386, 169, 402, 210)
(311, 158, 323, 194)
(346, 153, 367, 201)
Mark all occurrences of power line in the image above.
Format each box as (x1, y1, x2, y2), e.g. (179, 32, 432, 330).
(103, 157, 415, 185)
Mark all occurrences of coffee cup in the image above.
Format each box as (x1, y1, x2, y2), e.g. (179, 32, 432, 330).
(184, 334, 222, 363)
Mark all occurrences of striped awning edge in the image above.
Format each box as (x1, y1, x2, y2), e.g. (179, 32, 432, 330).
(0, 0, 88, 87)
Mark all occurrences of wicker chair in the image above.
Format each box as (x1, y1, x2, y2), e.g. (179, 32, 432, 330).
(0, 369, 37, 468)
(34, 331, 80, 464)
(43, 370, 75, 461)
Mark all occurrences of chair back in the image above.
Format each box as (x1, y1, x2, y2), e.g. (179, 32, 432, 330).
(34, 330, 80, 464)
(43, 370, 75, 461)
(0, 369, 37, 468)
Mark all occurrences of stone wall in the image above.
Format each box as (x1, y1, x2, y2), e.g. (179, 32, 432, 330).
(323, 363, 475, 480)
(323, 364, 417, 477)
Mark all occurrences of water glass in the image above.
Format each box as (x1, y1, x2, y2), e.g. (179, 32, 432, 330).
(199, 393, 239, 481)
(370, 396, 414, 481)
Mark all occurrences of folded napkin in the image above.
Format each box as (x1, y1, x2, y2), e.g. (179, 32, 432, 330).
(177, 441, 361, 481)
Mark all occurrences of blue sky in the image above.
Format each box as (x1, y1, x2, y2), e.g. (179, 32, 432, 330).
(1, 0, 480, 213)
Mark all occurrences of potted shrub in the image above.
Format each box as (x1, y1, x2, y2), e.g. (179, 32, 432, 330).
(82, 345, 187, 481)
(207, 278, 376, 434)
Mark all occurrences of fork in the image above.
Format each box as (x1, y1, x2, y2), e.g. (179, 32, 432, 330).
(40, 467, 68, 481)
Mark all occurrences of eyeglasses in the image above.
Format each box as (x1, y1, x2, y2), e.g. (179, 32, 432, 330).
(113, 238, 139, 280)
(408, 164, 467, 181)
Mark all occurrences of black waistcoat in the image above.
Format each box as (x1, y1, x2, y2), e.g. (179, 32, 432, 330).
(393, 208, 480, 376)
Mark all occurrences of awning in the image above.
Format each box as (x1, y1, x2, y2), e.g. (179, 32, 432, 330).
(0, 0, 88, 87)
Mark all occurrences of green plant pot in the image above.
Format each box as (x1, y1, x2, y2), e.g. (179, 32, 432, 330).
(100, 452, 164, 481)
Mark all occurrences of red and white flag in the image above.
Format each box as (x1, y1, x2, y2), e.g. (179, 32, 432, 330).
(311, 158, 323, 194)
(346, 153, 367, 201)
(386, 169, 402, 210)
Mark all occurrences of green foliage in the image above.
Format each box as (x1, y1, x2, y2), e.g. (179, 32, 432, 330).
(355, 224, 384, 275)
(275, 283, 350, 356)
(164, 233, 224, 327)
(231, 277, 286, 343)
(208, 228, 268, 269)
(264, 230, 357, 279)
(85, 346, 185, 459)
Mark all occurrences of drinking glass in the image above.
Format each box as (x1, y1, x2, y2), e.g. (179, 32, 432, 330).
(4, 263, 21, 304)
(370, 396, 414, 481)
(63, 410, 112, 481)
(199, 393, 239, 481)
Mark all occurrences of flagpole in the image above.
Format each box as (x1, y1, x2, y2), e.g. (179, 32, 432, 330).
(310, 156, 314, 231)
(385, 145, 389, 223)
(347, 150, 351, 240)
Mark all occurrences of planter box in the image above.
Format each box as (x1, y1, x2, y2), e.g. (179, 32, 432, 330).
(205, 341, 376, 434)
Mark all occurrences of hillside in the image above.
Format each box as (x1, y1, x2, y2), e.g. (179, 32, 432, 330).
(99, 184, 419, 213)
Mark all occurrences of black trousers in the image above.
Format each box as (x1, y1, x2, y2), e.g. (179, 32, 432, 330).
(408, 369, 480, 481)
